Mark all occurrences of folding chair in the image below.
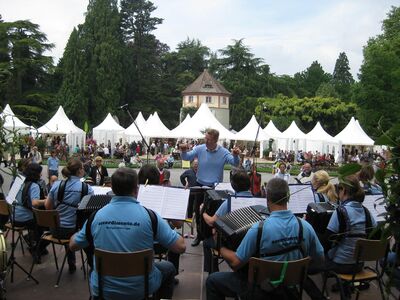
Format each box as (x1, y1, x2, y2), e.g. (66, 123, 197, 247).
(322, 238, 389, 300)
(247, 256, 311, 299)
(28, 208, 86, 287)
(95, 248, 156, 300)
(0, 200, 27, 256)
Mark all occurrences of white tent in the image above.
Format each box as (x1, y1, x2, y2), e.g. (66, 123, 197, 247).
(169, 115, 203, 139)
(186, 103, 236, 140)
(277, 121, 307, 151)
(124, 112, 148, 142)
(0, 104, 31, 134)
(261, 120, 283, 157)
(235, 115, 269, 141)
(93, 113, 125, 146)
(335, 117, 374, 146)
(142, 112, 171, 138)
(305, 122, 341, 155)
(37, 106, 86, 150)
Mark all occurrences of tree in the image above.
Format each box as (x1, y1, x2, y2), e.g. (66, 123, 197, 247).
(354, 6, 400, 137)
(294, 61, 331, 98)
(332, 52, 354, 101)
(0, 19, 55, 126)
(316, 82, 339, 98)
(58, 0, 125, 127)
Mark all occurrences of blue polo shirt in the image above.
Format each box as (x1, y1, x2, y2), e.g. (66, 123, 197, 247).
(47, 156, 59, 171)
(49, 176, 94, 228)
(215, 190, 253, 217)
(73, 196, 179, 299)
(236, 210, 324, 264)
(13, 182, 40, 223)
(181, 144, 239, 186)
(327, 200, 377, 264)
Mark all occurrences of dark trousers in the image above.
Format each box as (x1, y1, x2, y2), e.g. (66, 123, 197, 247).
(203, 237, 219, 273)
(50, 227, 76, 265)
(13, 219, 47, 252)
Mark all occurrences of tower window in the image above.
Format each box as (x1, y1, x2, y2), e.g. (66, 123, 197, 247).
(188, 96, 194, 103)
(204, 84, 213, 89)
(222, 97, 227, 104)
(206, 96, 212, 103)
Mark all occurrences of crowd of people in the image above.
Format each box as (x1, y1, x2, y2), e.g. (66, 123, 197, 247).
(0, 127, 398, 299)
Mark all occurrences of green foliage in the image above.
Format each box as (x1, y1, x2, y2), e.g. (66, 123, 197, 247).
(258, 95, 357, 134)
(354, 6, 400, 137)
(332, 52, 354, 101)
(294, 61, 332, 98)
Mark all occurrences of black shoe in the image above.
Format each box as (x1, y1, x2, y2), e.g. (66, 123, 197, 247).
(191, 237, 201, 247)
(68, 263, 76, 274)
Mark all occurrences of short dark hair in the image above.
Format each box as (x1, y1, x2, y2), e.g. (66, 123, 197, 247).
(138, 164, 160, 185)
(231, 169, 250, 192)
(206, 128, 219, 141)
(266, 178, 290, 205)
(23, 163, 42, 182)
(111, 168, 138, 196)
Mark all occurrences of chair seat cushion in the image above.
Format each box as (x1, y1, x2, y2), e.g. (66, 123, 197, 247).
(338, 269, 378, 281)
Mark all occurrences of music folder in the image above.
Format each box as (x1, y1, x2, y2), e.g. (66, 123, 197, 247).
(6, 175, 25, 205)
(230, 196, 267, 212)
(137, 185, 190, 220)
(363, 194, 386, 222)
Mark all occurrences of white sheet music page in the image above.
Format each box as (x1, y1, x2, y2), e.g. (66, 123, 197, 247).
(230, 197, 267, 212)
(215, 182, 235, 193)
(137, 185, 163, 215)
(288, 185, 314, 214)
(6, 175, 26, 205)
(161, 187, 190, 220)
(363, 194, 386, 222)
(91, 186, 112, 195)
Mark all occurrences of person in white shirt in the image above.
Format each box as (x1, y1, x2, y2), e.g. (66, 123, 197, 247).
(274, 161, 290, 182)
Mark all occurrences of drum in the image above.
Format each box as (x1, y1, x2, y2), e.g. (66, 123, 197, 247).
(0, 232, 7, 273)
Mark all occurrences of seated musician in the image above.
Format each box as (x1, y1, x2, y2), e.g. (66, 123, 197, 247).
(138, 164, 183, 285)
(206, 178, 324, 300)
(202, 170, 252, 273)
(70, 167, 186, 299)
(323, 174, 377, 274)
(297, 162, 314, 183)
(311, 170, 338, 204)
(11, 163, 48, 257)
(45, 158, 94, 273)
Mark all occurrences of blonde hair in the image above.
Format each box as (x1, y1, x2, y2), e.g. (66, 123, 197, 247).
(313, 170, 338, 202)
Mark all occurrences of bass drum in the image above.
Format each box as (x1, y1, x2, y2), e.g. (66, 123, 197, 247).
(0, 232, 6, 273)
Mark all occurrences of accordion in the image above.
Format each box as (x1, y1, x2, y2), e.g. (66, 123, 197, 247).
(214, 205, 265, 250)
(198, 189, 228, 239)
(76, 194, 112, 229)
(306, 202, 336, 235)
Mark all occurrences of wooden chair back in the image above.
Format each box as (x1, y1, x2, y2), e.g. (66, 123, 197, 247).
(32, 208, 60, 229)
(248, 256, 310, 287)
(353, 238, 389, 263)
(95, 248, 154, 299)
(0, 200, 9, 216)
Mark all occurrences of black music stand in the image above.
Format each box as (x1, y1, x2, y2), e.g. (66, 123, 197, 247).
(6, 200, 38, 284)
(120, 105, 150, 164)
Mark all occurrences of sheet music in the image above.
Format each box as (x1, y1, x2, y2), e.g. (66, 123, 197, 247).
(215, 182, 235, 193)
(137, 185, 189, 220)
(288, 184, 315, 214)
(6, 175, 25, 205)
(91, 186, 112, 195)
(161, 188, 190, 220)
(231, 197, 267, 212)
(363, 194, 386, 222)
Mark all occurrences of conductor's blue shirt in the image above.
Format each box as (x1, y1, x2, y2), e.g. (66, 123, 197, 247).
(181, 144, 239, 186)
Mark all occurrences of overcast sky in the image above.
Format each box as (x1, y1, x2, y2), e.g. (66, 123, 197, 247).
(0, 0, 397, 78)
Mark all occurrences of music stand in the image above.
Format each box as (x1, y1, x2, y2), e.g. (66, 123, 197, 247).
(120, 104, 150, 164)
(5, 176, 38, 284)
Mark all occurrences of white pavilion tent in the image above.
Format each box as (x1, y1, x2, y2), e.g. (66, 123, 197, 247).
(124, 112, 148, 142)
(169, 115, 204, 139)
(0, 104, 31, 134)
(37, 106, 86, 150)
(305, 122, 341, 156)
(277, 121, 307, 151)
(186, 103, 236, 140)
(235, 115, 269, 142)
(335, 117, 374, 146)
(93, 113, 125, 146)
(261, 120, 283, 157)
(142, 112, 171, 138)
